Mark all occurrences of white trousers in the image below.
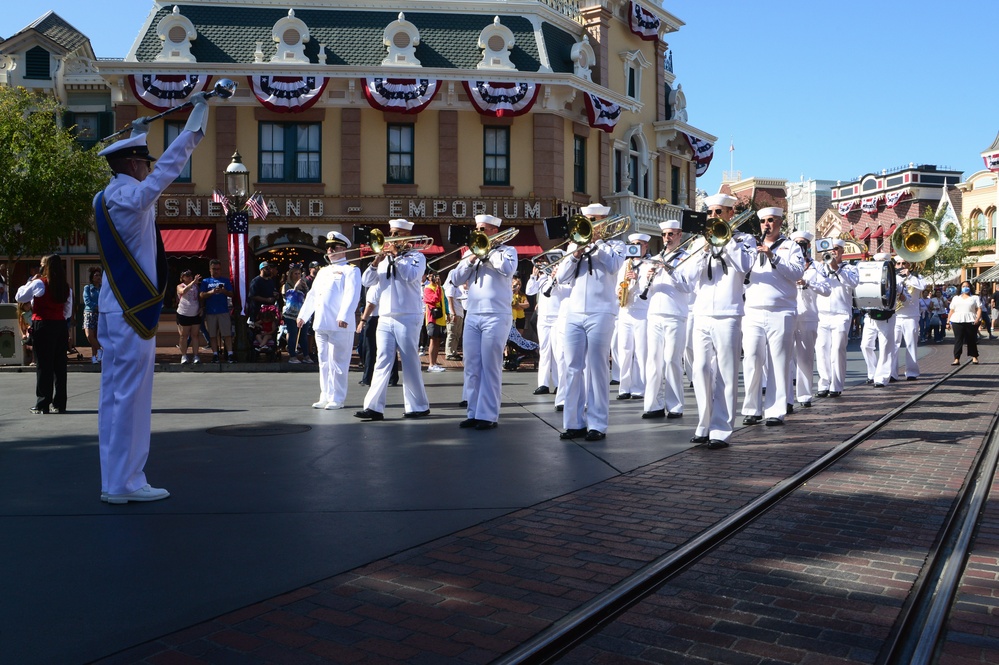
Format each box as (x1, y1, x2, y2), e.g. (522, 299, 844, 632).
(315, 327, 354, 406)
(644, 314, 687, 414)
(816, 314, 851, 392)
(792, 318, 819, 403)
(684, 314, 695, 381)
(562, 312, 615, 433)
(536, 314, 559, 389)
(363, 313, 429, 414)
(741, 308, 795, 420)
(616, 309, 648, 396)
(463, 312, 511, 423)
(553, 314, 568, 408)
(861, 316, 896, 384)
(98, 312, 156, 495)
(691, 315, 742, 441)
(609, 322, 620, 382)
(893, 316, 920, 379)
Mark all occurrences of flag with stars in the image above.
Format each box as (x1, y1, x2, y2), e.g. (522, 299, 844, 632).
(227, 211, 251, 315)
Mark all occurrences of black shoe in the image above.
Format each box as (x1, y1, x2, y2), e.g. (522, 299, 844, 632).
(616, 393, 632, 400)
(742, 415, 762, 425)
(403, 409, 431, 418)
(353, 409, 384, 421)
(765, 417, 784, 427)
(631, 394, 643, 400)
(555, 404, 564, 412)
(458, 400, 468, 408)
(906, 376, 918, 381)
(786, 404, 794, 415)
(889, 377, 898, 383)
(358, 380, 370, 386)
(609, 379, 620, 386)
(227, 355, 235, 364)
(873, 383, 884, 388)
(816, 390, 829, 398)
(475, 421, 498, 430)
(828, 391, 841, 397)
(533, 386, 550, 395)
(707, 439, 729, 449)
(667, 411, 683, 419)
(800, 401, 812, 408)
(584, 429, 606, 441)
(642, 409, 666, 419)
(690, 435, 709, 444)
(560, 428, 586, 440)
(459, 418, 480, 428)
(388, 381, 399, 387)
(865, 379, 874, 385)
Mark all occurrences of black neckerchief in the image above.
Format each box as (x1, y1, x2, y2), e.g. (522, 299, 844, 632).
(386, 255, 396, 279)
(707, 250, 727, 280)
(573, 246, 596, 279)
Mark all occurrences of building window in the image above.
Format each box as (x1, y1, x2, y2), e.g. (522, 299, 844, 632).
(483, 126, 509, 186)
(627, 68, 637, 98)
(573, 135, 586, 194)
(387, 124, 414, 184)
(977, 212, 988, 241)
(670, 165, 680, 204)
(259, 122, 321, 182)
(66, 111, 111, 151)
(24, 46, 50, 80)
(165, 121, 192, 182)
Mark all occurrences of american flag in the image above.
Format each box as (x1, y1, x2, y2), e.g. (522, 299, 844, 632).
(211, 189, 230, 215)
(227, 211, 251, 316)
(246, 193, 269, 220)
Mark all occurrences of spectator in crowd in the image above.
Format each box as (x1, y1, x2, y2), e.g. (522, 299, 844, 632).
(83, 266, 102, 364)
(423, 270, 447, 372)
(306, 260, 321, 288)
(253, 304, 279, 352)
(949, 280, 982, 365)
(282, 262, 312, 363)
(15, 253, 72, 413)
(199, 258, 235, 363)
(511, 276, 529, 330)
(18, 301, 33, 365)
(979, 289, 994, 339)
(443, 269, 465, 361)
(247, 261, 278, 321)
(176, 270, 203, 364)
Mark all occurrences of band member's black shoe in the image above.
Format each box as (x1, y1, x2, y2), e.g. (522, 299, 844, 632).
(889, 377, 898, 383)
(584, 430, 606, 441)
(475, 421, 498, 430)
(403, 409, 431, 418)
(707, 439, 729, 449)
(816, 390, 829, 398)
(353, 409, 384, 421)
(559, 428, 587, 440)
(800, 401, 812, 408)
(609, 380, 620, 386)
(742, 415, 762, 426)
(873, 383, 885, 388)
(459, 418, 480, 428)
(666, 411, 683, 419)
(765, 417, 784, 427)
(865, 379, 874, 385)
(458, 400, 468, 408)
(554, 405, 564, 412)
(828, 391, 841, 397)
(786, 404, 794, 415)
(616, 393, 632, 400)
(642, 409, 666, 419)
(533, 386, 550, 395)
(690, 435, 709, 444)
(631, 394, 643, 400)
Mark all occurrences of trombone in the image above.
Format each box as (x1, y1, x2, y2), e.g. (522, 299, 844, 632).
(435, 227, 520, 271)
(345, 228, 434, 263)
(642, 208, 756, 283)
(538, 214, 633, 275)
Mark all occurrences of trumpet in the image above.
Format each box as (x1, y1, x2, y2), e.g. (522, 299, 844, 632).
(435, 227, 519, 271)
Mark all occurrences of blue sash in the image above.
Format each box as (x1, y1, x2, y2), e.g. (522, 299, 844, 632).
(94, 191, 168, 340)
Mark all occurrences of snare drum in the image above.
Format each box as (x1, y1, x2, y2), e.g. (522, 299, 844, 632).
(854, 260, 897, 310)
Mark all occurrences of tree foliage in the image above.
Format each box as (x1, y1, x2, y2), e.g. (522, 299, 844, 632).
(0, 86, 109, 262)
(920, 203, 968, 285)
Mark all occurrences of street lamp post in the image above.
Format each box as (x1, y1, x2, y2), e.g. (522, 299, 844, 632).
(225, 151, 252, 362)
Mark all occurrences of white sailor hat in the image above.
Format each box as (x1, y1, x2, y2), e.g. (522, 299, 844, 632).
(474, 214, 502, 228)
(790, 230, 814, 242)
(326, 231, 351, 248)
(580, 203, 611, 217)
(659, 219, 681, 231)
(757, 207, 784, 219)
(704, 193, 738, 209)
(872, 252, 890, 261)
(628, 233, 651, 243)
(388, 218, 414, 231)
(831, 239, 846, 248)
(98, 134, 156, 161)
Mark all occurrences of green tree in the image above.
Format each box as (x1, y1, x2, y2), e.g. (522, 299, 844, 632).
(0, 86, 109, 267)
(918, 203, 969, 285)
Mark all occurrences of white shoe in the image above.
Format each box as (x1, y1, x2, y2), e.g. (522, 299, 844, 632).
(192, 356, 201, 364)
(96, 349, 103, 362)
(91, 356, 99, 364)
(288, 357, 301, 364)
(324, 402, 344, 410)
(106, 484, 170, 504)
(428, 365, 446, 373)
(303, 357, 315, 364)
(180, 355, 189, 364)
(312, 400, 328, 409)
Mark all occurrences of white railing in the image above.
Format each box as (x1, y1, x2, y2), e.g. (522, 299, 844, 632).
(537, 0, 582, 21)
(606, 193, 683, 235)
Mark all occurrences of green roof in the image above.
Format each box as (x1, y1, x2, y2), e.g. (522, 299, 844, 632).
(134, 5, 577, 73)
(10, 11, 91, 54)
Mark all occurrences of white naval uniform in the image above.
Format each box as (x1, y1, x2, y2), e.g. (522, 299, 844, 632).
(892, 272, 926, 379)
(299, 259, 361, 407)
(552, 282, 572, 409)
(96, 129, 202, 497)
(526, 271, 564, 391)
(675, 236, 756, 442)
(361, 250, 430, 414)
(452, 245, 518, 424)
(556, 240, 627, 434)
(741, 237, 805, 421)
(792, 261, 832, 404)
(639, 248, 691, 415)
(815, 263, 860, 394)
(861, 309, 896, 385)
(615, 257, 651, 397)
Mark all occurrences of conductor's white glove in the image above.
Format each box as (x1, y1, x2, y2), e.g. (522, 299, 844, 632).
(129, 116, 153, 138)
(184, 91, 211, 134)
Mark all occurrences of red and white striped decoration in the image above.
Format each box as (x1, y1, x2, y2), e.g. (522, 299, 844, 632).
(129, 74, 212, 111)
(985, 153, 999, 172)
(583, 93, 622, 133)
(226, 211, 251, 316)
(683, 133, 714, 177)
(629, 2, 661, 41)
(362, 78, 440, 114)
(248, 75, 329, 113)
(463, 81, 539, 117)
(884, 189, 910, 209)
(861, 196, 881, 214)
(838, 200, 857, 215)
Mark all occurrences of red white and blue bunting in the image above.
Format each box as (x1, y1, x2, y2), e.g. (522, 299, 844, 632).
(463, 81, 539, 117)
(362, 78, 440, 114)
(248, 75, 329, 113)
(583, 93, 622, 133)
(838, 200, 857, 216)
(861, 196, 881, 214)
(629, 2, 661, 41)
(884, 189, 911, 209)
(683, 133, 714, 178)
(129, 74, 212, 111)
(985, 152, 999, 172)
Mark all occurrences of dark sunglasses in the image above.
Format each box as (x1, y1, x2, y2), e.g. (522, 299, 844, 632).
(708, 208, 724, 214)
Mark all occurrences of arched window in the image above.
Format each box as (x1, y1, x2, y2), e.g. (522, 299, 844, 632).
(614, 128, 652, 198)
(977, 212, 987, 241)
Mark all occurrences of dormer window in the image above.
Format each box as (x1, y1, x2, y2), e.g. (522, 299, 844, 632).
(382, 13, 421, 67)
(620, 50, 652, 101)
(477, 17, 515, 70)
(154, 6, 197, 63)
(24, 46, 51, 80)
(271, 9, 310, 64)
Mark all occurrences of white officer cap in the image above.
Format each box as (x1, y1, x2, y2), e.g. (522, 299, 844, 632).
(474, 214, 502, 228)
(872, 252, 890, 261)
(628, 233, 651, 243)
(98, 134, 156, 161)
(704, 193, 737, 209)
(326, 231, 351, 249)
(580, 203, 611, 217)
(790, 230, 814, 242)
(757, 207, 784, 219)
(389, 218, 414, 231)
(659, 219, 681, 231)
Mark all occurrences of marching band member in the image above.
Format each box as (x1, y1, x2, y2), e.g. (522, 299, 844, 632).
(552, 250, 574, 414)
(298, 232, 361, 410)
(740, 207, 805, 427)
(790, 231, 832, 408)
(815, 239, 860, 397)
(354, 219, 431, 421)
(450, 215, 518, 430)
(615, 233, 651, 401)
(526, 250, 565, 396)
(639, 219, 692, 419)
(892, 255, 926, 380)
(556, 204, 627, 441)
(860, 252, 897, 388)
(676, 193, 756, 449)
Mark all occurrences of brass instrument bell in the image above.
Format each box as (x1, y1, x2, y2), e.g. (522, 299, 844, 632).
(891, 217, 940, 265)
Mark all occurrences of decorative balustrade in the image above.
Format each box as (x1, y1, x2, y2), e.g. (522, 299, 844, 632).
(606, 192, 684, 235)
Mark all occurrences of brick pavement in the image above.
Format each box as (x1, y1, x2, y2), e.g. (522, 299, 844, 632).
(94, 340, 999, 664)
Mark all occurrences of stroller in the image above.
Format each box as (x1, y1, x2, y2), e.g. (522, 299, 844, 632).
(504, 324, 539, 371)
(250, 304, 280, 361)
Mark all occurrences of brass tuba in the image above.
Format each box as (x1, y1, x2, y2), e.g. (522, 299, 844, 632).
(892, 218, 939, 311)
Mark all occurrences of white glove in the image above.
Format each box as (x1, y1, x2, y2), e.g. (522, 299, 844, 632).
(129, 116, 153, 138)
(184, 91, 210, 134)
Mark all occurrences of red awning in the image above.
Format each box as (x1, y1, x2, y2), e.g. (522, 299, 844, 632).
(508, 225, 543, 258)
(870, 226, 885, 239)
(858, 228, 872, 240)
(162, 228, 215, 257)
(885, 224, 897, 238)
(410, 224, 445, 255)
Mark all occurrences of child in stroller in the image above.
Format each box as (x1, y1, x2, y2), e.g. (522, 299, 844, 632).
(252, 304, 280, 360)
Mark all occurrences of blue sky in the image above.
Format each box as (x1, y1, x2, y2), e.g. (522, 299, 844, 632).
(5, 1, 999, 196)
